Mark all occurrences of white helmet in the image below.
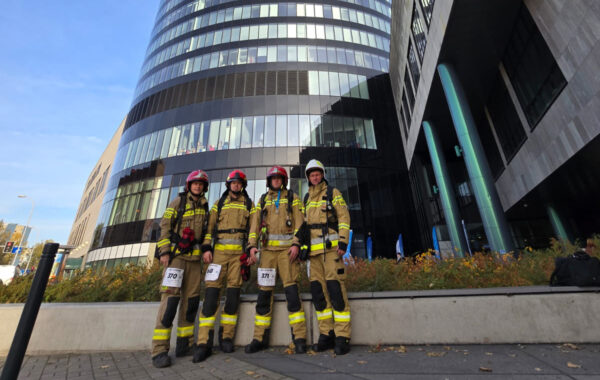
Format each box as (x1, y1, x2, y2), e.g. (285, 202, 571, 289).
(305, 159, 326, 180)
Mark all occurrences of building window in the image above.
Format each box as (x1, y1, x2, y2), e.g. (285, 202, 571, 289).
(404, 70, 415, 109)
(486, 73, 527, 162)
(411, 2, 427, 62)
(407, 41, 420, 93)
(418, 0, 435, 27)
(402, 92, 411, 129)
(502, 4, 566, 128)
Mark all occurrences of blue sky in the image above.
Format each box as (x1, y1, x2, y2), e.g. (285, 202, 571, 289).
(0, 1, 159, 245)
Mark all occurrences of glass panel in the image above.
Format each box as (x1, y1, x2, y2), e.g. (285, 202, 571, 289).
(287, 115, 299, 146)
(146, 132, 158, 162)
(218, 119, 231, 149)
(344, 117, 356, 148)
(126, 138, 139, 168)
(322, 115, 333, 147)
(358, 75, 369, 99)
(365, 119, 376, 149)
(329, 72, 340, 96)
(318, 71, 329, 96)
(252, 116, 264, 148)
(349, 73, 359, 97)
(152, 129, 165, 160)
(276, 115, 287, 147)
(310, 115, 321, 147)
(299, 115, 311, 146)
(240, 117, 252, 148)
(264, 115, 276, 147)
(188, 123, 199, 153)
(333, 117, 345, 147)
(200, 121, 210, 152)
(208, 120, 219, 151)
(354, 118, 366, 148)
(168, 126, 181, 157)
(178, 124, 191, 155)
(308, 71, 319, 95)
(267, 46, 277, 62)
(339, 72, 350, 96)
(229, 118, 241, 149)
(298, 45, 307, 62)
(160, 128, 172, 158)
(257, 46, 267, 63)
(136, 134, 150, 165)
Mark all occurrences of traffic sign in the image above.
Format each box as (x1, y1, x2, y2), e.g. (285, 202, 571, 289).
(12, 247, 22, 254)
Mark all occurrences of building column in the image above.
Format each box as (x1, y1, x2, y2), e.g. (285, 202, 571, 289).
(437, 63, 514, 254)
(423, 121, 466, 257)
(546, 204, 570, 242)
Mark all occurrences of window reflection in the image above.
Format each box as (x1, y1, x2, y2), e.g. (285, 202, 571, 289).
(118, 114, 377, 171)
(136, 44, 388, 96)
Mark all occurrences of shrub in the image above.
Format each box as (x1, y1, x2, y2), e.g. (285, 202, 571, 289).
(0, 236, 597, 303)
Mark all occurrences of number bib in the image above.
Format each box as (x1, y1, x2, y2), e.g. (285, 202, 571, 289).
(204, 263, 222, 282)
(161, 268, 184, 288)
(257, 268, 276, 287)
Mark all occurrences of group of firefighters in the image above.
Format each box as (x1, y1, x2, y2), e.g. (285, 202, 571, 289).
(151, 159, 352, 368)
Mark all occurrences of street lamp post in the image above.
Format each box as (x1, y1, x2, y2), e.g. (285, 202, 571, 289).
(13, 195, 35, 266)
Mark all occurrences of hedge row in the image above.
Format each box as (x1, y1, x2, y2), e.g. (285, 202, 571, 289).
(0, 238, 595, 303)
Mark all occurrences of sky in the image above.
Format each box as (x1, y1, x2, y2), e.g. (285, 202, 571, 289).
(0, 0, 159, 246)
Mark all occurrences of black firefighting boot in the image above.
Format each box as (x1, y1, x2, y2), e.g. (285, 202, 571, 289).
(245, 329, 270, 354)
(152, 352, 171, 368)
(219, 327, 235, 353)
(334, 336, 351, 355)
(175, 337, 192, 357)
(294, 339, 307, 354)
(312, 330, 335, 352)
(193, 330, 214, 363)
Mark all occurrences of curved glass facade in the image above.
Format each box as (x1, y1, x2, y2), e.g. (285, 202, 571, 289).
(90, 0, 418, 263)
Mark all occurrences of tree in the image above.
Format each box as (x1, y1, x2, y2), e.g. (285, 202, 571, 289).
(27, 240, 55, 269)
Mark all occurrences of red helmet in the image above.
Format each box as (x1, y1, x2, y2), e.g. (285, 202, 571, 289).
(267, 166, 288, 189)
(186, 170, 209, 192)
(226, 169, 247, 189)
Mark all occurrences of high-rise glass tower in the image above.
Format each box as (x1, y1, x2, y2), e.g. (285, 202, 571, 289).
(87, 0, 419, 269)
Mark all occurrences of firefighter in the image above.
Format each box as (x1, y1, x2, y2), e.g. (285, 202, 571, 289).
(193, 170, 257, 363)
(245, 166, 307, 354)
(303, 159, 352, 355)
(151, 170, 209, 368)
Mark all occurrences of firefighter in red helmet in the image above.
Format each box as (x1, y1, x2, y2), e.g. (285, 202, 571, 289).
(152, 170, 209, 368)
(194, 169, 258, 362)
(245, 166, 307, 354)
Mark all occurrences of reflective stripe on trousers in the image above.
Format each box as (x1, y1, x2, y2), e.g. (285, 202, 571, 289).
(153, 328, 171, 340)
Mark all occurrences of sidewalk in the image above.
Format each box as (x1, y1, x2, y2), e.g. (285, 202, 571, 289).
(2, 344, 599, 380)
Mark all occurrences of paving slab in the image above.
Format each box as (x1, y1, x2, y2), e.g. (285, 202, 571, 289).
(1, 344, 599, 379)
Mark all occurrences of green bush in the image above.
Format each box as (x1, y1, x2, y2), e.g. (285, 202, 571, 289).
(0, 237, 597, 303)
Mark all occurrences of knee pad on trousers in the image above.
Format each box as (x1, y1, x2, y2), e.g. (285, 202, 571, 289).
(186, 296, 200, 323)
(161, 296, 180, 327)
(224, 288, 241, 315)
(284, 285, 301, 312)
(202, 288, 220, 316)
(256, 290, 272, 315)
(326, 280, 345, 311)
(310, 281, 327, 311)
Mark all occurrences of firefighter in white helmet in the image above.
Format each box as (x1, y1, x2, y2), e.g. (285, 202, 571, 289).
(302, 159, 351, 355)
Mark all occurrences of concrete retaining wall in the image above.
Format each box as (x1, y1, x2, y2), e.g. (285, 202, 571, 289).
(1, 286, 599, 355)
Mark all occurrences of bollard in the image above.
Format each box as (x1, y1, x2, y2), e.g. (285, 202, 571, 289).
(1, 243, 59, 380)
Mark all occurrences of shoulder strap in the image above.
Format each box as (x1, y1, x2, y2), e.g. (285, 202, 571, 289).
(287, 189, 294, 216)
(171, 192, 187, 235)
(243, 189, 252, 212)
(326, 186, 337, 220)
(213, 190, 229, 238)
(303, 192, 309, 208)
